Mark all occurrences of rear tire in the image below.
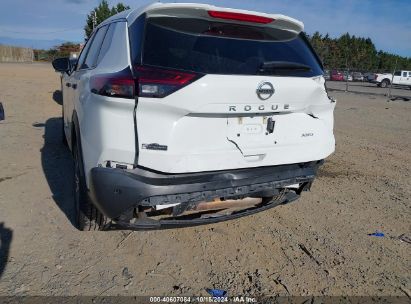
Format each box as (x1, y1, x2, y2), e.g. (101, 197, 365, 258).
(380, 79, 390, 88)
(73, 136, 107, 231)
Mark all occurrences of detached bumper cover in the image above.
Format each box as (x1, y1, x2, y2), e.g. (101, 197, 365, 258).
(89, 161, 323, 220)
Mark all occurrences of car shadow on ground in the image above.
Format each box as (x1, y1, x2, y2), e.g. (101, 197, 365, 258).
(52, 90, 62, 105)
(0, 222, 13, 279)
(40, 117, 76, 227)
(390, 96, 411, 102)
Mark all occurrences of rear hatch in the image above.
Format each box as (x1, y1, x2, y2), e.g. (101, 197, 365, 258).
(130, 4, 335, 173)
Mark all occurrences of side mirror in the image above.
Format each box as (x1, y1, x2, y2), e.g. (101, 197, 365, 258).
(52, 57, 71, 73)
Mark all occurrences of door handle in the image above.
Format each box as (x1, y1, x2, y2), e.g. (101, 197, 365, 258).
(66, 83, 71, 87)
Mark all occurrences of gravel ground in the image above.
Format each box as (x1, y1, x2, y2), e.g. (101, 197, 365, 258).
(0, 63, 410, 298)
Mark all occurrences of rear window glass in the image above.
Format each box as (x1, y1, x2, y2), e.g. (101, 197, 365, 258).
(138, 17, 323, 77)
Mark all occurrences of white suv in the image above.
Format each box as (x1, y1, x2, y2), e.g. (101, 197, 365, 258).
(52, 2, 335, 230)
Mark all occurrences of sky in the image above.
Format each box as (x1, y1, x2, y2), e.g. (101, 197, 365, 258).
(0, 0, 410, 57)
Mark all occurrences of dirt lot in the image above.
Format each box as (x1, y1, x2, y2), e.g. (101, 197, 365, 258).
(0, 63, 410, 298)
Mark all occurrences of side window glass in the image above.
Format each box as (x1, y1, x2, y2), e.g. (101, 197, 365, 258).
(97, 23, 116, 65)
(81, 25, 108, 70)
(76, 36, 93, 71)
(402, 72, 407, 77)
(394, 71, 401, 76)
(409, 72, 411, 77)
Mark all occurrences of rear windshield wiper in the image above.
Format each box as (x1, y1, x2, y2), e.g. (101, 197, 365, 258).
(258, 61, 311, 73)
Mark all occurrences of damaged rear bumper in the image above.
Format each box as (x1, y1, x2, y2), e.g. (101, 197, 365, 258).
(107, 190, 301, 230)
(89, 161, 323, 226)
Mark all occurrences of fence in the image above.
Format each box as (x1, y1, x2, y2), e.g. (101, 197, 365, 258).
(0, 45, 34, 63)
(324, 68, 411, 100)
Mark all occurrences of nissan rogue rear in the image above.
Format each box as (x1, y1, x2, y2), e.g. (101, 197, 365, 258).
(52, 3, 335, 230)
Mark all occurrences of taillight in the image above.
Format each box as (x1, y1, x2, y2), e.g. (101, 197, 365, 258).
(90, 66, 203, 99)
(90, 68, 135, 99)
(374, 74, 378, 80)
(135, 65, 202, 98)
(208, 10, 274, 24)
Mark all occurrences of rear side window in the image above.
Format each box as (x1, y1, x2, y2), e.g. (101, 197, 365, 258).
(81, 25, 108, 69)
(136, 17, 323, 77)
(97, 23, 116, 65)
(128, 14, 146, 65)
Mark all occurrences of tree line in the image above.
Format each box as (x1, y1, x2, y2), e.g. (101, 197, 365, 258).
(307, 32, 411, 72)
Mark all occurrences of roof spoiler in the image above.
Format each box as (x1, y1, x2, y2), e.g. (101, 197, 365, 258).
(140, 3, 304, 35)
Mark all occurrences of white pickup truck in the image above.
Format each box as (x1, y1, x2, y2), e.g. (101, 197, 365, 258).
(371, 70, 411, 89)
